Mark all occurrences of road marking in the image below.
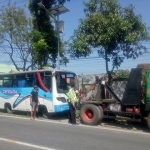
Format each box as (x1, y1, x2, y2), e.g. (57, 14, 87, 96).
(0, 137, 56, 150)
(0, 114, 150, 136)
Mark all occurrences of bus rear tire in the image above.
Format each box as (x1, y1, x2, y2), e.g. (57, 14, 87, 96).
(42, 106, 48, 119)
(5, 103, 12, 114)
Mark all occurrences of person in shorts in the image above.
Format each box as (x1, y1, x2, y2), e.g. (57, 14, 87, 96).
(30, 85, 40, 120)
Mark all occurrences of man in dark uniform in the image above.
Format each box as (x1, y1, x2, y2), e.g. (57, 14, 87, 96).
(67, 82, 79, 125)
(30, 85, 40, 120)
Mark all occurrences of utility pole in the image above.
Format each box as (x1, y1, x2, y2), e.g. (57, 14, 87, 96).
(37, 3, 69, 70)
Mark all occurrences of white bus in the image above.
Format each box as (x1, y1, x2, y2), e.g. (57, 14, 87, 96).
(0, 67, 78, 117)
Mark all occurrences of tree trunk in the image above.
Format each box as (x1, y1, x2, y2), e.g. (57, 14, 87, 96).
(105, 51, 111, 85)
(23, 61, 26, 71)
(10, 55, 20, 71)
(105, 52, 109, 73)
(31, 51, 34, 70)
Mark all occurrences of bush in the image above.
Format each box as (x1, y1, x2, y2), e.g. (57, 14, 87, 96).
(113, 69, 130, 79)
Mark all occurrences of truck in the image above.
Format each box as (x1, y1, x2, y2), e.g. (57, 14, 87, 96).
(79, 68, 150, 129)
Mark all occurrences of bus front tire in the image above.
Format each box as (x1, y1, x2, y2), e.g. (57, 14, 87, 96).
(42, 106, 48, 119)
(5, 103, 12, 114)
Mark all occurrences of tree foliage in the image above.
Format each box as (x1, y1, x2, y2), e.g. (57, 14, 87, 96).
(28, 0, 70, 68)
(69, 0, 149, 73)
(113, 69, 130, 79)
(0, 2, 32, 71)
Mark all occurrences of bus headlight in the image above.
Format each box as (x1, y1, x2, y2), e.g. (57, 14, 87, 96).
(56, 97, 67, 103)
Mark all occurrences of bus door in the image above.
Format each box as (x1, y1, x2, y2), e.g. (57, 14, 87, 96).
(36, 72, 53, 111)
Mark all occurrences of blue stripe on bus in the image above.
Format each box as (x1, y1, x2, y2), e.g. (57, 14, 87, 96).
(54, 104, 69, 112)
(0, 88, 53, 108)
(0, 91, 15, 99)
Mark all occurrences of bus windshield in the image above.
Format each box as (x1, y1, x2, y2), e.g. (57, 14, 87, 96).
(55, 72, 77, 93)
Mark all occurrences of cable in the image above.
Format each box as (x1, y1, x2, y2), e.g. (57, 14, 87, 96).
(16, 0, 27, 4)
(0, 0, 10, 3)
(0, 0, 27, 5)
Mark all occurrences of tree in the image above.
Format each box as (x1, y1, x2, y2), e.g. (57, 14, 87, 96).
(82, 76, 93, 84)
(28, 0, 70, 68)
(69, 0, 149, 75)
(0, 2, 32, 71)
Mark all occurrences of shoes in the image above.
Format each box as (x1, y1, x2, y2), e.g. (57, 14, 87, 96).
(68, 121, 72, 124)
(72, 123, 79, 125)
(68, 121, 79, 125)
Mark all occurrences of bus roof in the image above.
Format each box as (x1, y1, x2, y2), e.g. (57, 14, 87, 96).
(0, 67, 75, 76)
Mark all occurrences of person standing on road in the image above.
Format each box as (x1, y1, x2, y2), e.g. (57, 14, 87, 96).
(67, 82, 79, 125)
(30, 85, 40, 120)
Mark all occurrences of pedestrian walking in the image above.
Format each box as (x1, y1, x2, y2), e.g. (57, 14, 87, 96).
(30, 85, 40, 120)
(67, 82, 79, 125)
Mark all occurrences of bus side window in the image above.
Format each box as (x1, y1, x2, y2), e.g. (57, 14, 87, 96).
(56, 74, 67, 90)
(3, 75, 14, 87)
(44, 76, 52, 90)
(0, 76, 3, 87)
(36, 72, 52, 91)
(26, 73, 35, 87)
(44, 72, 52, 91)
(18, 80, 26, 87)
(60, 75, 66, 88)
(14, 74, 26, 87)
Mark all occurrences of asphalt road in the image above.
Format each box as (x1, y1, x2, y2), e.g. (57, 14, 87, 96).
(0, 140, 39, 150)
(0, 115, 150, 150)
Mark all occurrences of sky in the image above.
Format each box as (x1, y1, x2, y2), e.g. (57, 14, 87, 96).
(0, 0, 150, 75)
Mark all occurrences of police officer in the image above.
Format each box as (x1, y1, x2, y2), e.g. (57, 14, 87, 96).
(67, 82, 79, 125)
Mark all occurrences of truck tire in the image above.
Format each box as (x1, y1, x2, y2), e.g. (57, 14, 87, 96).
(80, 104, 102, 125)
(5, 103, 12, 114)
(98, 106, 104, 122)
(147, 112, 150, 129)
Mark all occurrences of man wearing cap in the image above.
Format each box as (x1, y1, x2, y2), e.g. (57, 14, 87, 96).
(30, 85, 40, 120)
(67, 82, 79, 125)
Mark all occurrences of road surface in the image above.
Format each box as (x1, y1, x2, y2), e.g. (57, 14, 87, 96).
(0, 115, 150, 150)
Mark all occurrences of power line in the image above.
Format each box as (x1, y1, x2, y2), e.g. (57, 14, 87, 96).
(0, 0, 27, 4)
(0, 0, 10, 3)
(17, 0, 27, 3)
(68, 54, 150, 61)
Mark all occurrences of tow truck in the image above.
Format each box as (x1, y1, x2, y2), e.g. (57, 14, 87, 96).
(80, 68, 150, 129)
